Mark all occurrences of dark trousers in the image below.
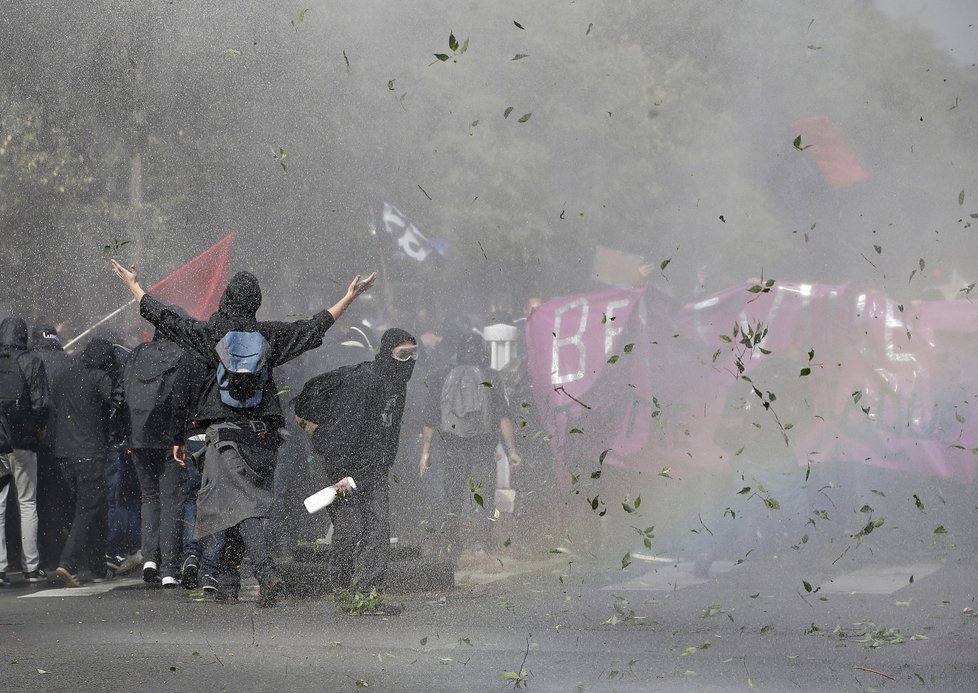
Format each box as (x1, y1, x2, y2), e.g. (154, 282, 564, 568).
(58, 457, 107, 575)
(132, 448, 183, 577)
(439, 435, 496, 558)
(36, 444, 69, 570)
(217, 517, 275, 596)
(327, 475, 390, 592)
(105, 443, 141, 558)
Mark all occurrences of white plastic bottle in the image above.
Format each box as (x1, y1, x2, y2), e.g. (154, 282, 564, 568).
(303, 477, 357, 514)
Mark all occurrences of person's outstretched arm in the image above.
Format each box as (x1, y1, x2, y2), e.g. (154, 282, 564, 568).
(111, 259, 146, 302)
(328, 272, 378, 321)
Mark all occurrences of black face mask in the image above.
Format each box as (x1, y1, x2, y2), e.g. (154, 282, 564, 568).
(374, 328, 417, 383)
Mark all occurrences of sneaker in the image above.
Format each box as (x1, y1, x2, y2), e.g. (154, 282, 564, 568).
(105, 554, 125, 572)
(143, 561, 160, 584)
(180, 555, 200, 590)
(55, 567, 82, 588)
(24, 569, 48, 584)
(200, 575, 218, 595)
(161, 576, 180, 589)
(116, 551, 143, 576)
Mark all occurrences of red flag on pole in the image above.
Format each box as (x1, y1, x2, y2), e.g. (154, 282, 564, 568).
(792, 116, 870, 189)
(149, 233, 234, 319)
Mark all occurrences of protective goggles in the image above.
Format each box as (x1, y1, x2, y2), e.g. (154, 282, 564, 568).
(391, 344, 419, 361)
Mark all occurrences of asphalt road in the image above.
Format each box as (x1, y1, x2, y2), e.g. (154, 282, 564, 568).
(2, 543, 977, 693)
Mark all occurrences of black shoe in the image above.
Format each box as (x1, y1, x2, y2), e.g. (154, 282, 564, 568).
(55, 566, 81, 588)
(180, 556, 200, 590)
(201, 575, 218, 595)
(257, 576, 283, 608)
(24, 569, 48, 584)
(214, 590, 239, 605)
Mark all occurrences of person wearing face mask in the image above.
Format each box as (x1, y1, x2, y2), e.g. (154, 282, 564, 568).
(298, 328, 418, 596)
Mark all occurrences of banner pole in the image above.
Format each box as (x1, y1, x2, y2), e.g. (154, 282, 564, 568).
(63, 298, 137, 351)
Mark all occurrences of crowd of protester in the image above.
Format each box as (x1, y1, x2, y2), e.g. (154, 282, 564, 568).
(0, 267, 554, 606)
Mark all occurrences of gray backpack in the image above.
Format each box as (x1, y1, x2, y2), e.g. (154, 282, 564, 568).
(440, 365, 492, 438)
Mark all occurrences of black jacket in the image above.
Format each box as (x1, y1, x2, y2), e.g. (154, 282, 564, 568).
(123, 338, 188, 449)
(0, 318, 49, 451)
(139, 271, 335, 427)
(307, 329, 415, 481)
(30, 325, 70, 450)
(51, 338, 123, 458)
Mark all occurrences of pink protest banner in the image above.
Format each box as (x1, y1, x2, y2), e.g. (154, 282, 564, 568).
(526, 281, 978, 483)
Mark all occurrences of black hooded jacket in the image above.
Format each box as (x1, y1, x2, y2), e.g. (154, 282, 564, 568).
(0, 317, 49, 450)
(306, 328, 416, 481)
(50, 337, 123, 458)
(139, 270, 336, 427)
(123, 333, 189, 449)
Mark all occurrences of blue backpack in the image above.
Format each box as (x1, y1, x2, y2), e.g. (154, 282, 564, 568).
(215, 331, 271, 409)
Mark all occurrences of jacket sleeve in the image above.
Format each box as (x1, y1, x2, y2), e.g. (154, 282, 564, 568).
(263, 309, 336, 367)
(139, 294, 216, 365)
(168, 353, 194, 444)
(22, 353, 49, 434)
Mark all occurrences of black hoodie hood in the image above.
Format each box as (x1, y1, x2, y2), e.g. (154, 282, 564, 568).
(0, 317, 29, 354)
(82, 337, 116, 371)
(219, 271, 262, 319)
(374, 328, 417, 383)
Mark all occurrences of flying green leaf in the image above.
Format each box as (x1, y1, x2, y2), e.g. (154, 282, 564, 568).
(434, 53, 450, 62)
(512, 54, 529, 61)
(934, 525, 947, 534)
(480, 381, 493, 387)
(799, 367, 811, 377)
(449, 32, 458, 52)
(793, 135, 812, 151)
(518, 113, 532, 123)
(621, 552, 632, 569)
(959, 189, 965, 206)
(223, 49, 241, 58)
(291, 9, 309, 28)
(623, 343, 634, 353)
(513, 20, 525, 30)
(387, 79, 396, 91)
(569, 427, 584, 434)
(660, 258, 671, 271)
(763, 497, 780, 510)
(803, 580, 813, 593)
(913, 494, 924, 510)
(504, 106, 514, 119)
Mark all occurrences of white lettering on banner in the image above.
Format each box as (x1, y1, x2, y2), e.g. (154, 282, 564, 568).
(382, 203, 432, 261)
(552, 298, 589, 385)
(604, 299, 630, 354)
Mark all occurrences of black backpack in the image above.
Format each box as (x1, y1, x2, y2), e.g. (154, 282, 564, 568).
(0, 354, 26, 453)
(292, 364, 359, 432)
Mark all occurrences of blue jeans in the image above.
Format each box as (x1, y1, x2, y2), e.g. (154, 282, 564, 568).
(104, 443, 140, 557)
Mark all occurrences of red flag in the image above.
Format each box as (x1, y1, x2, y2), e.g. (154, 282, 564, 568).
(149, 233, 233, 319)
(793, 115, 870, 189)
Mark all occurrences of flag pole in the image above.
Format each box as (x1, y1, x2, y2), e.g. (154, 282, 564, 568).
(63, 298, 136, 351)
